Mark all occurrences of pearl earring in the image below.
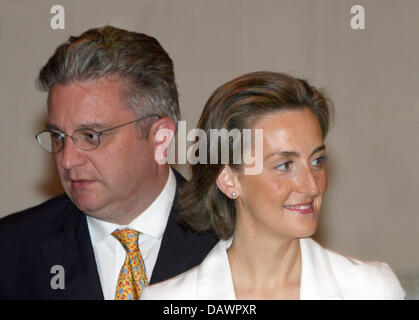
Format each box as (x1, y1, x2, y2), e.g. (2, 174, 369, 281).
(231, 192, 237, 198)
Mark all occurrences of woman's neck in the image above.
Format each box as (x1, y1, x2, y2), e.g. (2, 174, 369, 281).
(227, 225, 302, 299)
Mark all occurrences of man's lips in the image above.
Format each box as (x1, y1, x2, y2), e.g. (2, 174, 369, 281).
(283, 202, 314, 214)
(70, 180, 95, 189)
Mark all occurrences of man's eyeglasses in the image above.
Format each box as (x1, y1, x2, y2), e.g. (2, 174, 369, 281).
(36, 114, 161, 153)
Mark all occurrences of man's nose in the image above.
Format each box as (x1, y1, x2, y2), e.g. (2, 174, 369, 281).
(295, 166, 320, 197)
(59, 138, 86, 170)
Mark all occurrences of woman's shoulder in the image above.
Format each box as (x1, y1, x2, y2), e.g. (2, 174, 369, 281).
(303, 238, 405, 299)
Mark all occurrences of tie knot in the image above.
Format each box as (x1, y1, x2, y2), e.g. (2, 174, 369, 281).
(112, 228, 140, 253)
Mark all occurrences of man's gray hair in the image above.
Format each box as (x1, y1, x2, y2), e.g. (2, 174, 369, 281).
(38, 26, 180, 132)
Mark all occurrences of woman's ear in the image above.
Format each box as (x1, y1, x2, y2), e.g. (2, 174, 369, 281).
(216, 166, 240, 199)
(149, 117, 176, 165)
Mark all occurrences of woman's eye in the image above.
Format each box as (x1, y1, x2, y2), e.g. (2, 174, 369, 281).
(311, 155, 328, 168)
(276, 161, 293, 172)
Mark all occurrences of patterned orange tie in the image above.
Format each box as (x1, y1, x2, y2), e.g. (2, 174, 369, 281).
(112, 228, 148, 300)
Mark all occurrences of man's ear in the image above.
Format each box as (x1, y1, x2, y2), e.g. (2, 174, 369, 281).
(216, 166, 240, 200)
(149, 117, 176, 165)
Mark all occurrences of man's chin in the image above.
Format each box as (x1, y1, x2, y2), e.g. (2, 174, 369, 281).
(68, 192, 106, 216)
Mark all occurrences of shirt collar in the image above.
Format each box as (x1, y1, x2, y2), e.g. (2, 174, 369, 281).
(87, 168, 177, 244)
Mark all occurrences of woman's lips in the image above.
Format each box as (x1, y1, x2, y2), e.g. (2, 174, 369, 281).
(283, 202, 314, 214)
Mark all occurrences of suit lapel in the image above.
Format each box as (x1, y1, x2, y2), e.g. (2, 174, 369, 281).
(149, 170, 188, 284)
(150, 169, 217, 284)
(299, 238, 343, 299)
(40, 200, 104, 299)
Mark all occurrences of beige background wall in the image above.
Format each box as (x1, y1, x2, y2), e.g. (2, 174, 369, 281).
(0, 0, 418, 281)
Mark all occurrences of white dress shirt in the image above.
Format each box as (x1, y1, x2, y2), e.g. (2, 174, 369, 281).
(141, 237, 406, 300)
(86, 168, 176, 300)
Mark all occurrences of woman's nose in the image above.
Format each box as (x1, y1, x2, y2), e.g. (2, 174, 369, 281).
(296, 167, 320, 197)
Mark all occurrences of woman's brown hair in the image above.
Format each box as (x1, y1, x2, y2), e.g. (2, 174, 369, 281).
(178, 71, 333, 240)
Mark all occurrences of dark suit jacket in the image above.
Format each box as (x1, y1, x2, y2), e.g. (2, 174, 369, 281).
(0, 170, 217, 299)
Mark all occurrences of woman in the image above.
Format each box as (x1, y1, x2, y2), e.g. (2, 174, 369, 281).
(141, 71, 405, 299)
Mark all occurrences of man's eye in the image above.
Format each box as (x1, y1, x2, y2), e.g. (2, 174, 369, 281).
(82, 131, 100, 143)
(51, 132, 63, 141)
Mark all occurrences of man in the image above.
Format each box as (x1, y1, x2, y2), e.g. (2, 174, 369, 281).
(0, 26, 217, 299)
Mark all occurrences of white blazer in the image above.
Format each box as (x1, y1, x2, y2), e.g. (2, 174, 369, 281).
(140, 238, 405, 300)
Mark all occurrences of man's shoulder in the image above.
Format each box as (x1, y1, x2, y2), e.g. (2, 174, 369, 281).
(0, 194, 71, 234)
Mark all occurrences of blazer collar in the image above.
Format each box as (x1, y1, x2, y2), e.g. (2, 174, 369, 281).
(196, 239, 236, 300)
(194, 238, 343, 300)
(299, 238, 343, 300)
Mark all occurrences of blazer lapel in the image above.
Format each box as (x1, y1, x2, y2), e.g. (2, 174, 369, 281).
(195, 238, 344, 300)
(299, 238, 343, 300)
(40, 200, 104, 299)
(195, 240, 236, 299)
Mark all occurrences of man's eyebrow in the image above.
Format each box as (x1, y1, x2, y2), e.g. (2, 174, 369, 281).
(46, 123, 61, 131)
(77, 122, 109, 131)
(265, 145, 326, 160)
(46, 122, 109, 132)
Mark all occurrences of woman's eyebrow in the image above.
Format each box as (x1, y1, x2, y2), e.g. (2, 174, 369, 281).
(264, 150, 299, 161)
(310, 145, 326, 157)
(265, 145, 326, 160)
